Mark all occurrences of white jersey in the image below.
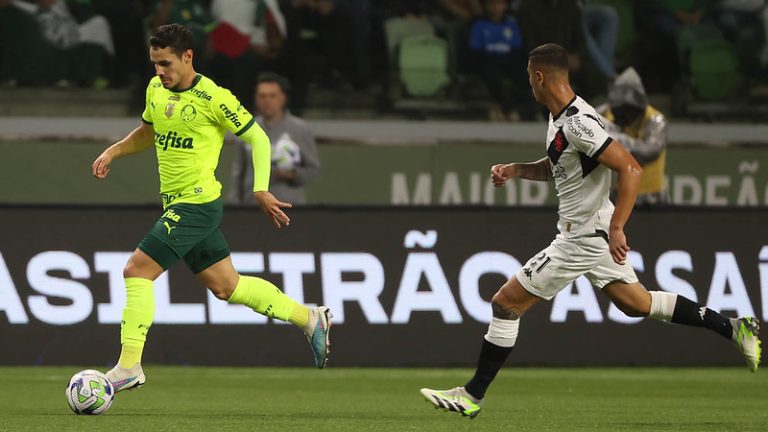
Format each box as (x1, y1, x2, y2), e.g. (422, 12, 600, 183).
(546, 96, 614, 235)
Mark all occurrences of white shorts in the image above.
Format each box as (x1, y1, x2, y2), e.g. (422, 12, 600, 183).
(515, 233, 639, 300)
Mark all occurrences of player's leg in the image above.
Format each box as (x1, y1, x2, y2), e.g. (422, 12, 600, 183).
(596, 274, 761, 371)
(187, 231, 332, 368)
(107, 242, 177, 392)
(420, 275, 542, 417)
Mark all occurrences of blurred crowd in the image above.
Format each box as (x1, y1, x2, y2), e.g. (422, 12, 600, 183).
(1, 0, 768, 118)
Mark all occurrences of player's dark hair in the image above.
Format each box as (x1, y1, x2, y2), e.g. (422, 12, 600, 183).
(257, 72, 291, 96)
(149, 24, 194, 57)
(528, 43, 569, 71)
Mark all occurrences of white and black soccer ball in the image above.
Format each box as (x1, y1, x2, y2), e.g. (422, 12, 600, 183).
(65, 370, 114, 415)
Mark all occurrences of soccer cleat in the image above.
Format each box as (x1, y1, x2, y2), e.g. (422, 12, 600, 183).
(105, 363, 146, 392)
(420, 386, 483, 418)
(733, 317, 761, 372)
(306, 306, 332, 368)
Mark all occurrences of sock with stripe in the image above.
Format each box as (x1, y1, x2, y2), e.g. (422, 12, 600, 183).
(228, 275, 310, 330)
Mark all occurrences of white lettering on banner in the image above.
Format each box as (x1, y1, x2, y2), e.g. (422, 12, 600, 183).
(95, 252, 131, 323)
(759, 246, 768, 321)
(458, 252, 520, 323)
(706, 252, 755, 317)
(208, 253, 267, 324)
(550, 277, 603, 323)
(392, 173, 431, 204)
(0, 245, 764, 325)
(27, 251, 92, 325)
(391, 253, 462, 323)
(672, 175, 703, 205)
(390, 173, 552, 205)
(320, 253, 388, 324)
(607, 251, 645, 324)
(655, 250, 699, 301)
(705, 176, 730, 206)
(737, 161, 759, 205)
(154, 273, 205, 324)
(0, 252, 29, 323)
(440, 172, 462, 204)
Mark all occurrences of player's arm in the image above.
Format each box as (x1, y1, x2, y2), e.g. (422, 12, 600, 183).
(92, 122, 155, 179)
(597, 140, 643, 264)
(490, 156, 552, 186)
(239, 123, 293, 228)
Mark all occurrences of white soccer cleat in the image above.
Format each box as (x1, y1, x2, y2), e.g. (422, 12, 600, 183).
(105, 363, 146, 393)
(732, 317, 761, 372)
(420, 386, 483, 418)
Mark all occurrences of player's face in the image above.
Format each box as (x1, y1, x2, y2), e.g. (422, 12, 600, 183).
(256, 82, 287, 119)
(150, 46, 193, 89)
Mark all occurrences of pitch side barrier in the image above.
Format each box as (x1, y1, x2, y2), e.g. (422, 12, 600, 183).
(0, 205, 764, 367)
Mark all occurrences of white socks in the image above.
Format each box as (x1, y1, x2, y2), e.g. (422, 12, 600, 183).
(648, 291, 678, 321)
(484, 317, 520, 348)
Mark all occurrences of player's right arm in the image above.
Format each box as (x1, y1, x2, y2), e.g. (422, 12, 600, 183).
(92, 122, 155, 179)
(490, 157, 553, 186)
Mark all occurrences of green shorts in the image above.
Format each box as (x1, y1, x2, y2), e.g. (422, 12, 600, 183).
(138, 198, 230, 273)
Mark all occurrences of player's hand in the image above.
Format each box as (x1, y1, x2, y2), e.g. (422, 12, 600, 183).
(92, 150, 113, 179)
(254, 191, 292, 228)
(609, 228, 629, 265)
(490, 163, 516, 187)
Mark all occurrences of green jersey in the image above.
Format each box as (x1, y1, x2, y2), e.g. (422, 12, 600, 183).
(141, 74, 256, 207)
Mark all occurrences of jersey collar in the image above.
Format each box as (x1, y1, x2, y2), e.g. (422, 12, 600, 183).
(171, 74, 202, 93)
(552, 95, 578, 122)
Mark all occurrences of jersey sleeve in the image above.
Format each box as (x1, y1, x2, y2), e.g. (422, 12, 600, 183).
(141, 80, 155, 124)
(212, 87, 256, 136)
(564, 114, 613, 159)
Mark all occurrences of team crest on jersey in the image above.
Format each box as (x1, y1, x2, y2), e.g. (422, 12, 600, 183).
(181, 104, 197, 122)
(547, 129, 569, 164)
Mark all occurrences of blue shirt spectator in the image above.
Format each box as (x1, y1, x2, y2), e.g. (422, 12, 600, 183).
(470, 15, 522, 56)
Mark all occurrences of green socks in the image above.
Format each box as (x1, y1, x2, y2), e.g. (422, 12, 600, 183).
(118, 277, 155, 369)
(229, 275, 309, 329)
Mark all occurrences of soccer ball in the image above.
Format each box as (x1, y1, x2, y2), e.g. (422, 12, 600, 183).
(65, 370, 114, 415)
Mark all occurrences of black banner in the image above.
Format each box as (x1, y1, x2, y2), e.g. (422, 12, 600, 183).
(0, 206, 765, 367)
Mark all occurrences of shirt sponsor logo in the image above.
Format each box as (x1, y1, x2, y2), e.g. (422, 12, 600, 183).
(567, 117, 595, 139)
(219, 104, 243, 128)
(190, 88, 212, 101)
(155, 130, 194, 151)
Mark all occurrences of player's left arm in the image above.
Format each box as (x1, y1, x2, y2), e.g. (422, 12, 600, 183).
(215, 89, 293, 228)
(598, 140, 643, 265)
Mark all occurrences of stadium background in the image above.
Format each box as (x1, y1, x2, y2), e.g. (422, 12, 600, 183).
(1, 0, 767, 369)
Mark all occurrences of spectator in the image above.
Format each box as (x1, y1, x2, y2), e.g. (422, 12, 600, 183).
(90, 0, 146, 88)
(7, 0, 113, 86)
(229, 72, 320, 205)
(711, 0, 768, 79)
(207, 0, 287, 102)
(470, 0, 532, 121)
(147, 0, 212, 48)
(513, 0, 604, 97)
(434, 0, 481, 74)
(581, 0, 618, 79)
(635, 0, 717, 92)
(293, 0, 360, 88)
(597, 68, 669, 206)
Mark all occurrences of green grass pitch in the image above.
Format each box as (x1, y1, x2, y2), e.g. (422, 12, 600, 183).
(0, 367, 765, 432)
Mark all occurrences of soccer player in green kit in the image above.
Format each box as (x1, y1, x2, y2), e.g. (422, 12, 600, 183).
(91, 24, 332, 392)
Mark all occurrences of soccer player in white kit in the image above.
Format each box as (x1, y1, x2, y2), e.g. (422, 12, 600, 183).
(420, 43, 761, 418)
